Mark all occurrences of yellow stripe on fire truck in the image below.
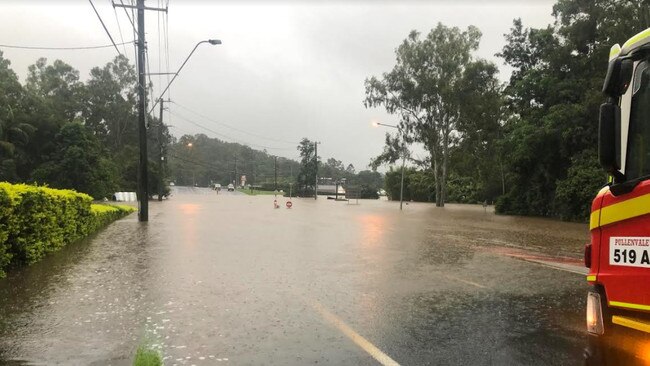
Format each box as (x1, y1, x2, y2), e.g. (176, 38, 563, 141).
(590, 194, 650, 230)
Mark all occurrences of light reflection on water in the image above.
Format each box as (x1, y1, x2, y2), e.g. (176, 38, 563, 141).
(179, 203, 200, 249)
(358, 214, 386, 248)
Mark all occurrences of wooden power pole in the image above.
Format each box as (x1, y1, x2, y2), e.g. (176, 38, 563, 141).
(158, 99, 164, 201)
(114, 0, 167, 222)
(314, 141, 319, 200)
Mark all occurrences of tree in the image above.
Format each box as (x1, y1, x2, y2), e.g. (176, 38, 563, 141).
(0, 51, 32, 182)
(351, 170, 383, 188)
(384, 167, 435, 202)
(496, 2, 647, 220)
(296, 138, 317, 194)
(345, 164, 355, 175)
(22, 58, 85, 177)
(83, 55, 138, 151)
(321, 158, 344, 180)
(25, 58, 85, 123)
(326, 158, 343, 171)
(167, 134, 301, 189)
(365, 23, 483, 207)
(33, 122, 118, 199)
(349, 170, 383, 199)
(369, 132, 404, 171)
(451, 59, 505, 202)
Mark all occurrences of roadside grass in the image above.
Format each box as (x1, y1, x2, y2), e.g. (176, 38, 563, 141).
(237, 188, 284, 196)
(133, 345, 162, 366)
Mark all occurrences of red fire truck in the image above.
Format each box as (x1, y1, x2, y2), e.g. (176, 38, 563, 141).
(585, 28, 650, 364)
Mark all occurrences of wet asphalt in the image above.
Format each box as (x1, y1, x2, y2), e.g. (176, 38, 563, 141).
(0, 187, 591, 365)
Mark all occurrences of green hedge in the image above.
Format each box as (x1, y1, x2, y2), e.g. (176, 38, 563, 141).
(0, 182, 135, 278)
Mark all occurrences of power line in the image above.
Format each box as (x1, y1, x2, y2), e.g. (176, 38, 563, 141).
(168, 110, 296, 151)
(171, 101, 299, 145)
(0, 41, 133, 51)
(169, 110, 252, 146)
(167, 124, 194, 136)
(170, 152, 298, 175)
(157, 0, 162, 100)
(163, 8, 171, 100)
(111, 0, 128, 55)
(129, 0, 138, 81)
(145, 45, 155, 111)
(116, 0, 137, 34)
(169, 153, 221, 171)
(88, 0, 122, 55)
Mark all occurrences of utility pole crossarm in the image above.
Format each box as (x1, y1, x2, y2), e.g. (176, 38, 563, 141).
(113, 2, 167, 12)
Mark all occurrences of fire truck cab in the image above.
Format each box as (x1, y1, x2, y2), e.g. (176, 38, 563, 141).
(585, 28, 650, 364)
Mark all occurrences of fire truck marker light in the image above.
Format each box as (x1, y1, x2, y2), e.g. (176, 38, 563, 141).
(587, 292, 604, 335)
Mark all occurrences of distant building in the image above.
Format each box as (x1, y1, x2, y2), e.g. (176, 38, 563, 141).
(317, 177, 346, 196)
(317, 184, 346, 195)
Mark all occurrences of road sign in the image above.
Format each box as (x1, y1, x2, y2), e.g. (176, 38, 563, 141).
(286, 201, 293, 209)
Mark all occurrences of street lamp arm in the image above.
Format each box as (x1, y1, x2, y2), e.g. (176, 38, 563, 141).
(376, 122, 399, 129)
(148, 39, 221, 114)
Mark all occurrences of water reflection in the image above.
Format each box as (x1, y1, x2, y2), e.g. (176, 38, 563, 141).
(178, 203, 200, 249)
(178, 203, 200, 215)
(357, 214, 386, 248)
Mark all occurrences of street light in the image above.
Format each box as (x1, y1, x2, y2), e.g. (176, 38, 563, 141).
(148, 39, 222, 114)
(373, 121, 407, 210)
(187, 142, 193, 148)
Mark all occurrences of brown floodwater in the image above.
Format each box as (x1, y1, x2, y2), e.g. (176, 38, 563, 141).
(0, 187, 590, 365)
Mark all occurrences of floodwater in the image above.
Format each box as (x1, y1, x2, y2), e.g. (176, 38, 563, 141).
(0, 187, 590, 365)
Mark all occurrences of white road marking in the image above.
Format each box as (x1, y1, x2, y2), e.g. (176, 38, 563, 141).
(309, 300, 401, 366)
(483, 246, 589, 275)
(443, 274, 488, 289)
(521, 258, 589, 275)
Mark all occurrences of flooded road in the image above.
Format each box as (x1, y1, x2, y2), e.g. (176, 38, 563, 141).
(0, 187, 590, 365)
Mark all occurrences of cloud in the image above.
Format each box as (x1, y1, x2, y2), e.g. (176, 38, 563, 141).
(0, 1, 555, 169)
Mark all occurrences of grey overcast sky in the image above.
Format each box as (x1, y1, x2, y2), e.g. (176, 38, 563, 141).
(0, 1, 555, 169)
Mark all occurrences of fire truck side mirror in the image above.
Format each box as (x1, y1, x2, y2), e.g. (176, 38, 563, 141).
(599, 102, 622, 180)
(603, 58, 634, 96)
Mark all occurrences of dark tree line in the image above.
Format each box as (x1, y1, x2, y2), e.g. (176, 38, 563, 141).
(168, 133, 301, 188)
(166, 135, 383, 198)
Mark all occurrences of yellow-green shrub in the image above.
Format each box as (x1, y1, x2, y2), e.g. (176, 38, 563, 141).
(0, 187, 12, 275)
(90, 203, 135, 230)
(0, 183, 135, 278)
